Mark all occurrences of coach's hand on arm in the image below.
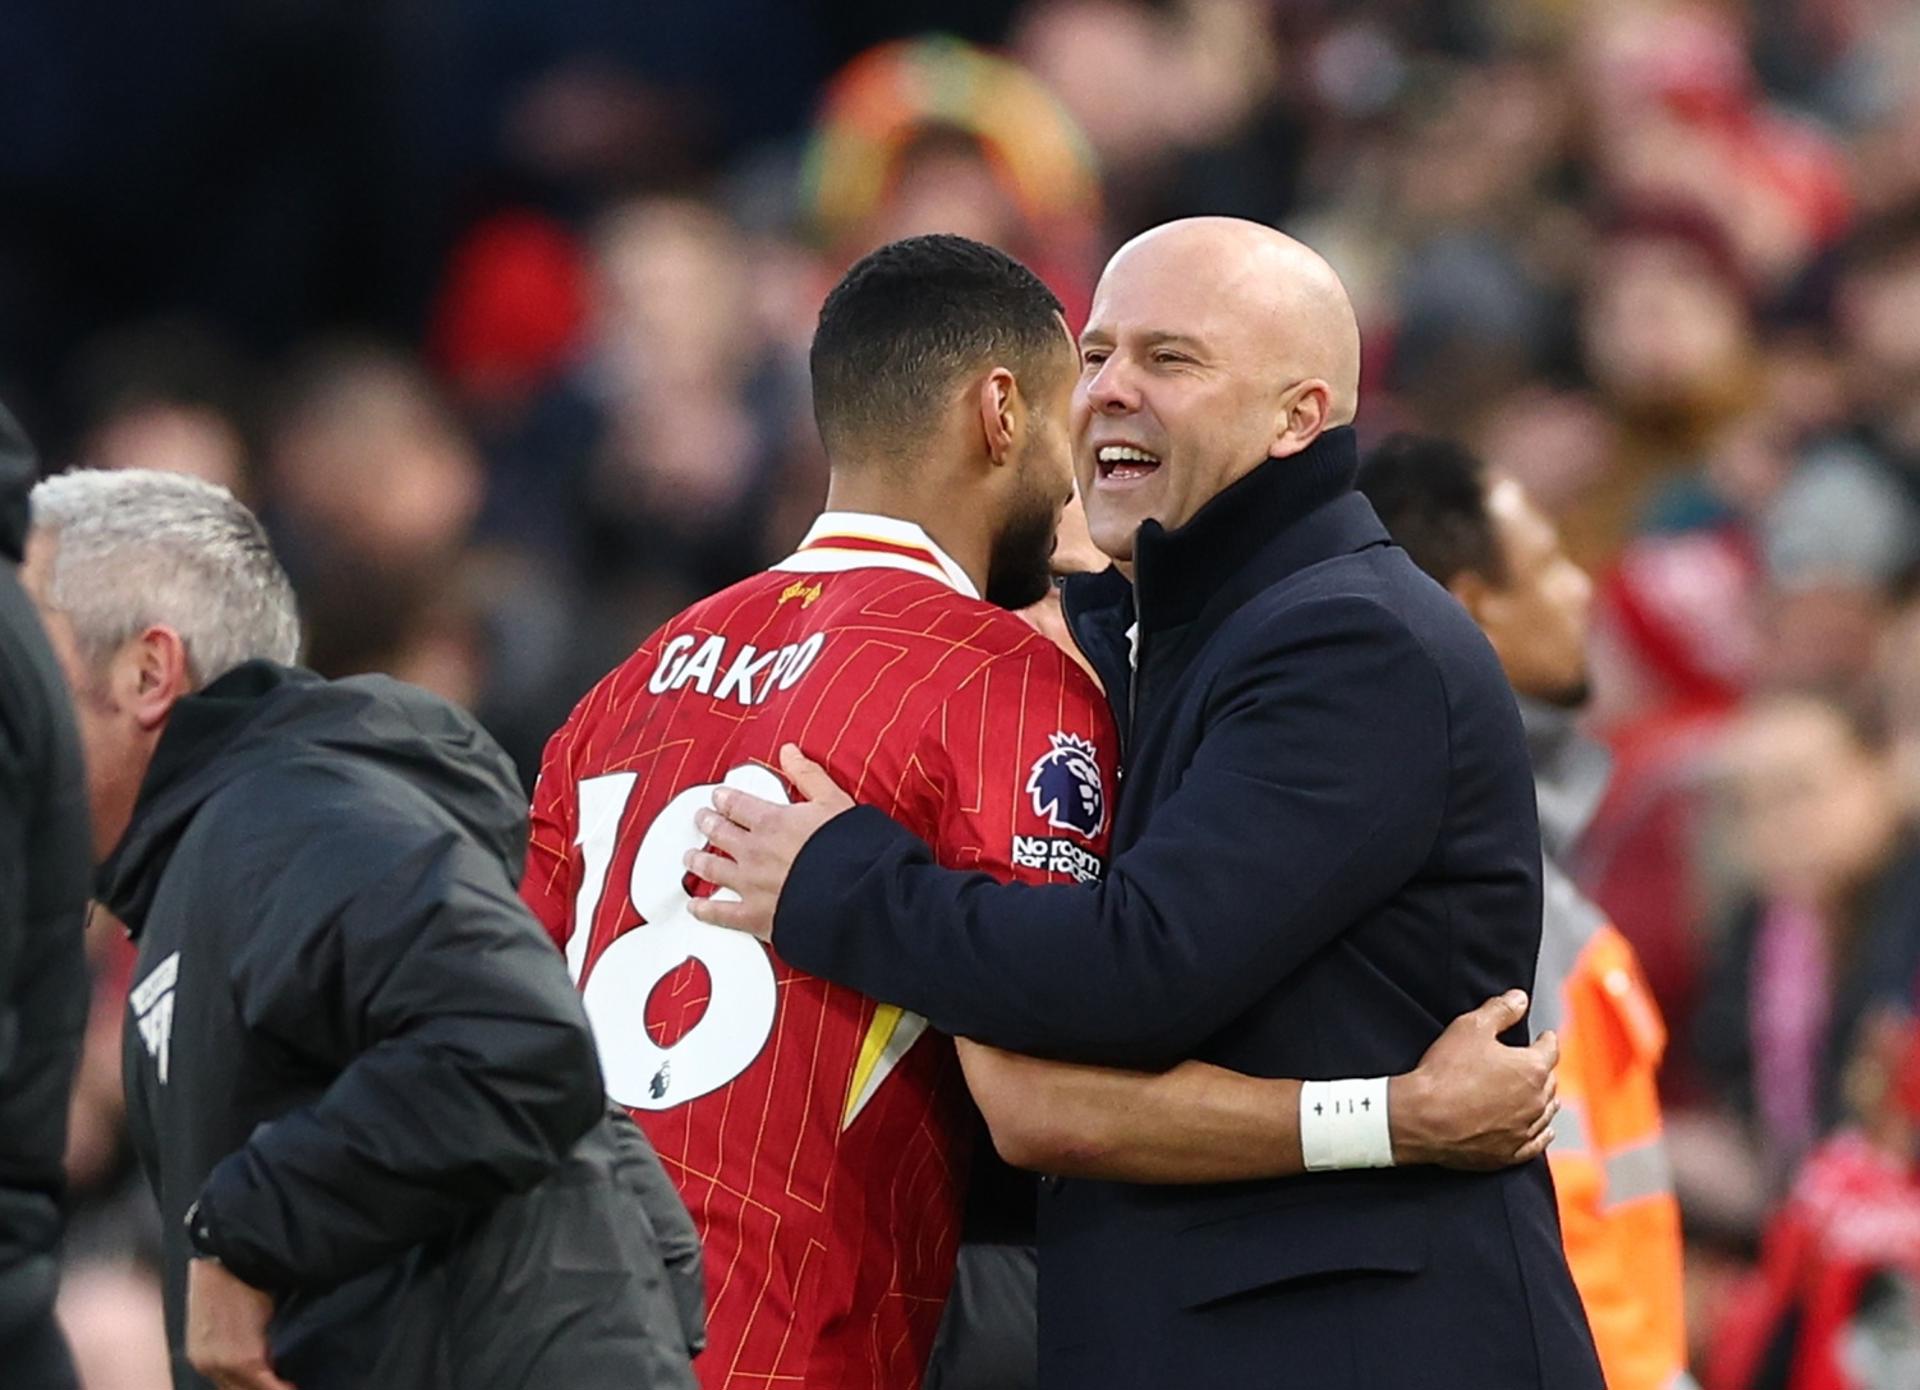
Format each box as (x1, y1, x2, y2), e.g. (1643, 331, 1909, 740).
(1389, 990, 1560, 1169)
(958, 990, 1558, 1183)
(186, 1257, 296, 1390)
(687, 744, 852, 938)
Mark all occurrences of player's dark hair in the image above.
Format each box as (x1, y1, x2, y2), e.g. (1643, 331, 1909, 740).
(1356, 434, 1508, 588)
(810, 234, 1067, 460)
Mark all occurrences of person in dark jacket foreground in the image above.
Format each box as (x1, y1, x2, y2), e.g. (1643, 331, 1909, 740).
(0, 404, 91, 1388)
(21, 467, 703, 1390)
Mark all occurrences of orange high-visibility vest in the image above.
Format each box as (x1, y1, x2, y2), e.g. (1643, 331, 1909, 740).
(1541, 861, 1691, 1390)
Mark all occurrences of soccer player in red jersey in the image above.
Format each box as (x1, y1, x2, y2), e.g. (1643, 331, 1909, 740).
(523, 237, 1115, 1389)
(522, 236, 1559, 1390)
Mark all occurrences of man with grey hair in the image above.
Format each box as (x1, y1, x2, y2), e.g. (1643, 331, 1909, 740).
(26, 470, 302, 864)
(23, 468, 704, 1390)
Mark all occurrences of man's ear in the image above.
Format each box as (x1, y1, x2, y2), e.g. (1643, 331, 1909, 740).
(1267, 379, 1333, 460)
(123, 626, 196, 732)
(976, 367, 1021, 468)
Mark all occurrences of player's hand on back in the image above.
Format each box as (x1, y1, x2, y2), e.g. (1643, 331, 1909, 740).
(688, 744, 855, 942)
(1386, 991, 1560, 1171)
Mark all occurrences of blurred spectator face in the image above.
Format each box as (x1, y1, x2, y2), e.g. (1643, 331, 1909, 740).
(1758, 331, 1850, 441)
(1015, 0, 1181, 173)
(272, 351, 482, 574)
(593, 197, 754, 390)
(865, 131, 1024, 251)
(81, 403, 250, 498)
(1720, 698, 1896, 906)
(1473, 389, 1618, 519)
(1699, 416, 1795, 522)
(1584, 233, 1752, 417)
(1458, 478, 1594, 708)
(65, 318, 258, 502)
(1856, 80, 1920, 217)
(1837, 240, 1920, 408)
(588, 197, 771, 529)
(381, 582, 488, 713)
(1759, 584, 1892, 705)
(502, 61, 696, 193)
(1396, 62, 1568, 227)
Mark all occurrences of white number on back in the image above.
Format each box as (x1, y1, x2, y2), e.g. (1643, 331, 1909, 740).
(570, 764, 787, 1110)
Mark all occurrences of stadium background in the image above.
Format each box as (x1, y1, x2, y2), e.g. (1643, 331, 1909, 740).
(10, 0, 1920, 1383)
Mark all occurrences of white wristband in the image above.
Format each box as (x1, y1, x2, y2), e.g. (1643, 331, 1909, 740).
(1300, 1077, 1394, 1171)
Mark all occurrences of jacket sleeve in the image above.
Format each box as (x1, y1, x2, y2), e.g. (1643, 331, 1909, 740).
(194, 817, 609, 1292)
(773, 595, 1452, 1068)
(602, 1104, 707, 1354)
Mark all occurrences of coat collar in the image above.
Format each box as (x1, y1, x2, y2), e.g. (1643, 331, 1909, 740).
(773, 511, 979, 599)
(1128, 426, 1382, 634)
(1520, 698, 1612, 861)
(1061, 427, 1386, 723)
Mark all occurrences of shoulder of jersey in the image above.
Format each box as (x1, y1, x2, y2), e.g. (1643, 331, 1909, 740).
(751, 563, 1054, 653)
(822, 569, 1071, 663)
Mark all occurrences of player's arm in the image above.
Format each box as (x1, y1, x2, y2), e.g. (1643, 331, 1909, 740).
(957, 990, 1557, 1183)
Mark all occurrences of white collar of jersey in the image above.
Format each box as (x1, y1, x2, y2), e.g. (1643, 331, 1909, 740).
(773, 511, 981, 600)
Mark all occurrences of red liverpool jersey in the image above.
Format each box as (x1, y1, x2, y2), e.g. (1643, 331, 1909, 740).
(522, 513, 1117, 1390)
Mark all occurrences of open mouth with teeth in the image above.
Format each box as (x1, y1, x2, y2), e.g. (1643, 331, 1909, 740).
(1096, 445, 1163, 483)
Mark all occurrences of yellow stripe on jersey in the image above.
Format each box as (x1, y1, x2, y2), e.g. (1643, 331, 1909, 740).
(843, 1004, 930, 1129)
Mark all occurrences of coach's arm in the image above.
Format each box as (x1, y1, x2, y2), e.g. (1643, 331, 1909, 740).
(692, 596, 1456, 1068)
(956, 989, 1556, 1181)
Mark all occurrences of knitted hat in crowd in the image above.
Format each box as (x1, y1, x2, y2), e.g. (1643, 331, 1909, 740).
(800, 36, 1101, 250)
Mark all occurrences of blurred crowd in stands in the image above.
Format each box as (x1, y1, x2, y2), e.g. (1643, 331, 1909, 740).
(14, 0, 1920, 1384)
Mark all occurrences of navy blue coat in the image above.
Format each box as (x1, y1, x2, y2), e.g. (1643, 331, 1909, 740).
(773, 429, 1602, 1389)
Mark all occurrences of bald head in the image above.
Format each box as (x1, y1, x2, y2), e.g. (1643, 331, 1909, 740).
(1108, 218, 1361, 424)
(1072, 217, 1363, 563)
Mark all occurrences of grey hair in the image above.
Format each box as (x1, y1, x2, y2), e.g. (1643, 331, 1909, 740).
(29, 469, 302, 686)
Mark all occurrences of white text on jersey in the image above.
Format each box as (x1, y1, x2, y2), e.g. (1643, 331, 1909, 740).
(648, 632, 827, 707)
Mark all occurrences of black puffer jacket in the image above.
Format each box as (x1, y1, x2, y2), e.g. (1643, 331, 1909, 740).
(0, 404, 89, 1378)
(103, 661, 703, 1389)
